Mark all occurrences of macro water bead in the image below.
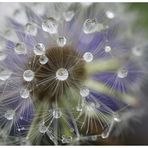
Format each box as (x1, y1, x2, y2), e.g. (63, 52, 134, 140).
(0, 2, 147, 146)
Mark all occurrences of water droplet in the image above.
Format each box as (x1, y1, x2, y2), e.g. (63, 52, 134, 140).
(39, 123, 48, 134)
(0, 51, 6, 61)
(53, 108, 62, 119)
(106, 11, 115, 19)
(39, 55, 48, 65)
(63, 11, 75, 22)
(4, 110, 15, 120)
(80, 88, 90, 97)
(0, 68, 12, 81)
(20, 88, 30, 99)
(15, 43, 26, 55)
(132, 47, 142, 56)
(105, 46, 112, 53)
(117, 68, 128, 78)
(91, 135, 98, 141)
(42, 17, 58, 34)
(25, 23, 38, 36)
(57, 36, 67, 47)
(34, 43, 45, 56)
(83, 52, 93, 63)
(113, 113, 121, 122)
(56, 68, 69, 81)
(83, 19, 98, 34)
(23, 70, 34, 82)
(62, 135, 72, 144)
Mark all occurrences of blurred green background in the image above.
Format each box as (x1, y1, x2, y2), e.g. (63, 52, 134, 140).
(128, 3, 148, 31)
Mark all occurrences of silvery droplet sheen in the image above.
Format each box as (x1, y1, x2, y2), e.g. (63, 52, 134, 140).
(83, 52, 93, 63)
(106, 11, 115, 19)
(39, 55, 49, 65)
(23, 70, 34, 82)
(53, 108, 62, 119)
(56, 68, 69, 81)
(83, 19, 98, 34)
(0, 68, 12, 81)
(61, 135, 72, 144)
(15, 43, 26, 55)
(57, 36, 67, 47)
(104, 46, 112, 53)
(20, 88, 30, 99)
(42, 17, 58, 34)
(117, 68, 128, 78)
(25, 23, 38, 36)
(132, 47, 143, 56)
(63, 10, 75, 22)
(39, 123, 48, 134)
(34, 43, 45, 56)
(4, 110, 15, 120)
(80, 88, 90, 97)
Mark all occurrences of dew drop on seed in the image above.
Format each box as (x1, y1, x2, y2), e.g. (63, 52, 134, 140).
(56, 68, 69, 81)
(61, 135, 72, 144)
(113, 113, 121, 122)
(33, 43, 45, 56)
(57, 36, 67, 47)
(132, 47, 143, 56)
(25, 23, 37, 36)
(53, 108, 62, 119)
(0, 68, 12, 81)
(39, 55, 48, 65)
(83, 52, 93, 63)
(15, 43, 26, 55)
(39, 123, 48, 134)
(80, 88, 90, 97)
(20, 88, 30, 99)
(63, 11, 75, 22)
(117, 68, 128, 78)
(104, 46, 112, 53)
(76, 104, 83, 112)
(42, 17, 58, 34)
(83, 19, 98, 34)
(0, 51, 6, 61)
(23, 70, 34, 82)
(106, 11, 115, 19)
(4, 110, 15, 120)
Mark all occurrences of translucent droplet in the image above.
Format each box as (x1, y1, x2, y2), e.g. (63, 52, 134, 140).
(56, 68, 69, 81)
(15, 43, 26, 54)
(0, 51, 6, 61)
(57, 36, 67, 47)
(117, 68, 128, 78)
(0, 68, 12, 81)
(132, 47, 142, 56)
(25, 23, 38, 36)
(80, 88, 90, 97)
(91, 135, 98, 141)
(23, 70, 34, 82)
(62, 135, 72, 144)
(42, 17, 58, 34)
(53, 108, 62, 119)
(34, 43, 45, 56)
(4, 110, 15, 120)
(113, 113, 121, 122)
(39, 55, 48, 65)
(83, 19, 98, 34)
(106, 11, 115, 19)
(39, 123, 48, 134)
(63, 11, 75, 22)
(105, 46, 112, 53)
(20, 88, 30, 99)
(76, 104, 83, 112)
(83, 52, 93, 63)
